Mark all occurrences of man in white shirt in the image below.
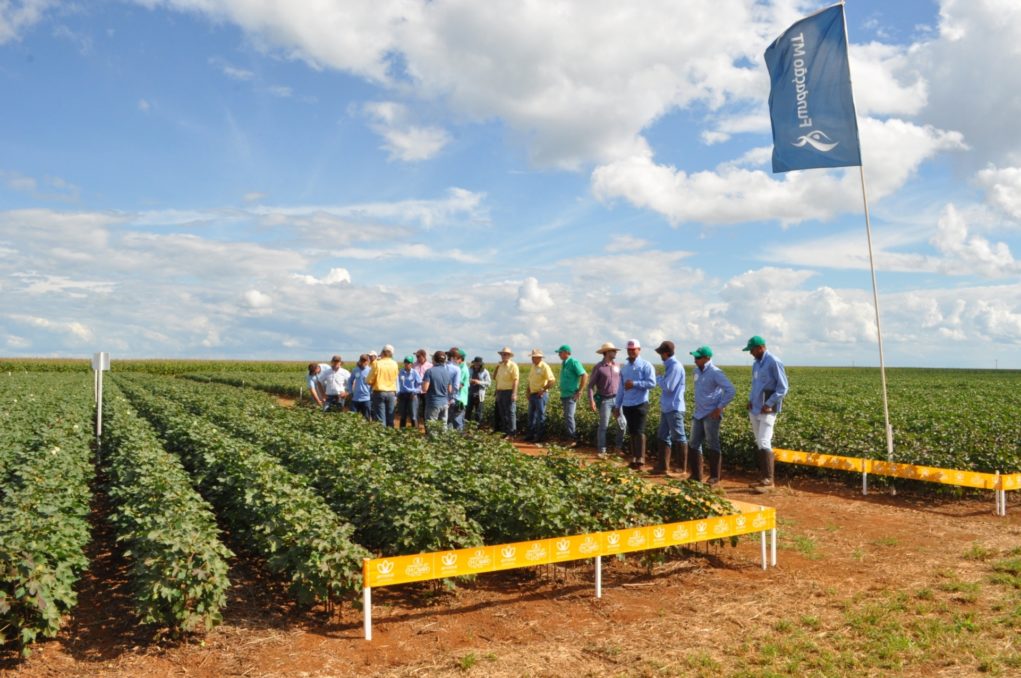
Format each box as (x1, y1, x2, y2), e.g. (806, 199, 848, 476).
(317, 354, 351, 412)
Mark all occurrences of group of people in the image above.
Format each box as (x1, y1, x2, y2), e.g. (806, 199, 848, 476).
(306, 335, 787, 493)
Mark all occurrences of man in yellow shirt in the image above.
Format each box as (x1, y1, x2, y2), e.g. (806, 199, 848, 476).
(525, 348, 556, 445)
(367, 344, 400, 427)
(493, 347, 519, 436)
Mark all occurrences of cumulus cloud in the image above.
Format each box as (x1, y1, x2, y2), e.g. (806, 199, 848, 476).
(363, 101, 451, 162)
(976, 166, 1021, 220)
(516, 276, 554, 313)
(293, 267, 351, 286)
(8, 314, 94, 342)
(0, 0, 55, 44)
(930, 204, 1018, 277)
(243, 289, 272, 309)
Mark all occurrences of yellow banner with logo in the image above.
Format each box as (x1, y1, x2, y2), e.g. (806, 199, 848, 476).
(774, 448, 1018, 491)
(364, 504, 776, 588)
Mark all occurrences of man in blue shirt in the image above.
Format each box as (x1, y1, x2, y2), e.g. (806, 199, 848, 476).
(421, 350, 455, 434)
(397, 356, 423, 429)
(345, 354, 373, 419)
(613, 339, 656, 470)
(652, 340, 686, 475)
(743, 335, 789, 493)
(689, 345, 736, 485)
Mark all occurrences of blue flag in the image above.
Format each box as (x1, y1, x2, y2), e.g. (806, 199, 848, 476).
(764, 3, 862, 173)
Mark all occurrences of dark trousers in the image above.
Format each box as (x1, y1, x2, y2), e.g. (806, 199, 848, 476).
(351, 400, 371, 419)
(466, 393, 484, 424)
(622, 403, 649, 437)
(397, 392, 418, 428)
(494, 390, 516, 434)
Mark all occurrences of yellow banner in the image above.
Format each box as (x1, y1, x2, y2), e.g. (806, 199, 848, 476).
(364, 505, 776, 588)
(774, 448, 1014, 491)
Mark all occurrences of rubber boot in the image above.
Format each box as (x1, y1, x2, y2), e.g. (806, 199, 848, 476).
(671, 442, 688, 475)
(752, 448, 776, 493)
(688, 447, 704, 483)
(706, 449, 722, 485)
(651, 440, 667, 475)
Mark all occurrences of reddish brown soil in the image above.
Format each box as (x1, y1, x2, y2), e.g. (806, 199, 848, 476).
(3, 441, 1018, 677)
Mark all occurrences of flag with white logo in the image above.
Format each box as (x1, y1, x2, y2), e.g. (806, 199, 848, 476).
(764, 3, 861, 173)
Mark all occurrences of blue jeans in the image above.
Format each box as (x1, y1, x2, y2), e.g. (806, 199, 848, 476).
(690, 416, 722, 453)
(351, 400, 371, 419)
(424, 401, 448, 432)
(495, 390, 516, 434)
(527, 392, 548, 440)
(561, 396, 578, 439)
(657, 410, 687, 445)
(397, 393, 418, 428)
(448, 401, 465, 431)
(596, 397, 625, 451)
(323, 394, 345, 412)
(372, 391, 397, 427)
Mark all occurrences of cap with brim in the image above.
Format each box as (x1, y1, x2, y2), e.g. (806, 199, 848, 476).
(596, 342, 620, 354)
(626, 339, 641, 349)
(498, 346, 514, 356)
(471, 356, 483, 365)
(742, 335, 766, 351)
(368, 351, 378, 357)
(330, 355, 342, 363)
(403, 355, 414, 363)
(690, 345, 713, 359)
(556, 344, 571, 354)
(530, 348, 544, 358)
(654, 340, 674, 355)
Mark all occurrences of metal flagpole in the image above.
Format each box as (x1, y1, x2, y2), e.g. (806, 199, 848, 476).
(843, 1, 894, 464)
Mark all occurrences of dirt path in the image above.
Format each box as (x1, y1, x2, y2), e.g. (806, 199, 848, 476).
(4, 442, 1019, 677)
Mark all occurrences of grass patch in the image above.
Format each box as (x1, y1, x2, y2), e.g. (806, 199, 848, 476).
(789, 534, 822, 560)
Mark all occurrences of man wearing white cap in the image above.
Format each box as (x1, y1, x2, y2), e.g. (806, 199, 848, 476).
(492, 347, 519, 436)
(525, 349, 556, 444)
(588, 342, 627, 458)
(613, 339, 656, 470)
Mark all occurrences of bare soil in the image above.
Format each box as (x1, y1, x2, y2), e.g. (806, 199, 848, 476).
(3, 440, 1019, 677)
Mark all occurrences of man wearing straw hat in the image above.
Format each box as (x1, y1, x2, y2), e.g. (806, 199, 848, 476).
(743, 335, 788, 493)
(525, 348, 556, 445)
(689, 345, 735, 484)
(613, 339, 656, 470)
(588, 342, 627, 459)
(493, 347, 519, 436)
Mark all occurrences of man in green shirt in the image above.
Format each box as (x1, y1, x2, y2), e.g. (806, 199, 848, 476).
(557, 344, 588, 447)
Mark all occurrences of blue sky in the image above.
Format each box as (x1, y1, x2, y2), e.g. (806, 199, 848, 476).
(2, 0, 1020, 368)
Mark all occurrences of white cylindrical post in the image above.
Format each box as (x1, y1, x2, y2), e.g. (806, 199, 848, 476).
(96, 370, 104, 438)
(364, 586, 372, 640)
(93, 369, 99, 401)
(760, 531, 767, 571)
(594, 556, 602, 599)
(862, 470, 868, 496)
(771, 527, 777, 567)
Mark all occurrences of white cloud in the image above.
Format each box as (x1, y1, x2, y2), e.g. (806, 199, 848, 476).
(11, 272, 116, 298)
(5, 334, 30, 349)
(8, 314, 94, 342)
(592, 118, 965, 226)
(243, 191, 266, 203)
(293, 267, 351, 286)
(363, 101, 450, 162)
(243, 289, 272, 309)
(137, 98, 152, 112)
(930, 204, 1018, 277)
(976, 165, 1021, 220)
(607, 235, 649, 252)
(516, 276, 554, 313)
(266, 84, 292, 98)
(0, 0, 55, 44)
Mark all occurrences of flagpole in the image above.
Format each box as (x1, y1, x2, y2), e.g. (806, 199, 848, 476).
(843, 1, 894, 462)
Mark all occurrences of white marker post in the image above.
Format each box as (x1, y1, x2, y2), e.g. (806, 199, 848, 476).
(92, 352, 110, 459)
(594, 556, 602, 599)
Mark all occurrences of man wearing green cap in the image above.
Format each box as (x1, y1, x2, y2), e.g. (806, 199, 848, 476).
(557, 344, 587, 447)
(743, 336, 788, 493)
(689, 345, 736, 484)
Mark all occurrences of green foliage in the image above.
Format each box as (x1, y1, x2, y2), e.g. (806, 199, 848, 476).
(0, 374, 94, 652)
(101, 383, 232, 632)
(116, 378, 370, 605)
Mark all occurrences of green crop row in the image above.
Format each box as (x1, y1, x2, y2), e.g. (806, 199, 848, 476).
(115, 377, 370, 605)
(101, 383, 233, 632)
(0, 375, 94, 653)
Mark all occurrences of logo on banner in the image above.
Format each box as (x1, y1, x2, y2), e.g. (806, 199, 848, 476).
(526, 543, 548, 562)
(627, 530, 646, 548)
(753, 513, 767, 529)
(696, 521, 708, 536)
(735, 515, 747, 529)
(556, 539, 571, 555)
(441, 553, 458, 568)
(653, 526, 665, 540)
(500, 546, 516, 560)
(405, 556, 430, 578)
(714, 519, 729, 535)
(792, 130, 838, 152)
(606, 532, 621, 547)
(672, 524, 690, 541)
(468, 549, 492, 569)
(579, 536, 599, 554)
(377, 559, 395, 575)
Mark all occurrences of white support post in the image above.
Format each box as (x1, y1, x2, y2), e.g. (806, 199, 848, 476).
(594, 556, 602, 599)
(760, 531, 767, 571)
(363, 586, 372, 640)
(862, 470, 868, 496)
(770, 527, 777, 567)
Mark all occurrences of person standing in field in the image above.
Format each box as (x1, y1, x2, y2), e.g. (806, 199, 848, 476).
(588, 342, 627, 459)
(397, 356, 423, 429)
(743, 335, 788, 493)
(318, 355, 350, 413)
(525, 348, 556, 445)
(367, 344, 399, 427)
(466, 356, 491, 426)
(447, 347, 470, 431)
(652, 340, 686, 476)
(306, 362, 327, 408)
(346, 354, 373, 419)
(493, 347, 519, 436)
(688, 345, 735, 485)
(613, 339, 656, 470)
(556, 344, 588, 447)
(421, 350, 454, 433)
(413, 348, 432, 426)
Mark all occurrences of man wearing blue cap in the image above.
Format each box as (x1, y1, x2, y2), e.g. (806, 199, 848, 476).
(689, 345, 735, 484)
(743, 335, 788, 493)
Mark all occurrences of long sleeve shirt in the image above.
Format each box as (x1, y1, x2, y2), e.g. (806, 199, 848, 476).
(469, 367, 491, 400)
(398, 368, 423, 395)
(588, 360, 621, 399)
(345, 366, 371, 402)
(692, 360, 736, 419)
(614, 356, 656, 408)
(318, 365, 351, 396)
(749, 350, 788, 414)
(656, 356, 686, 413)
